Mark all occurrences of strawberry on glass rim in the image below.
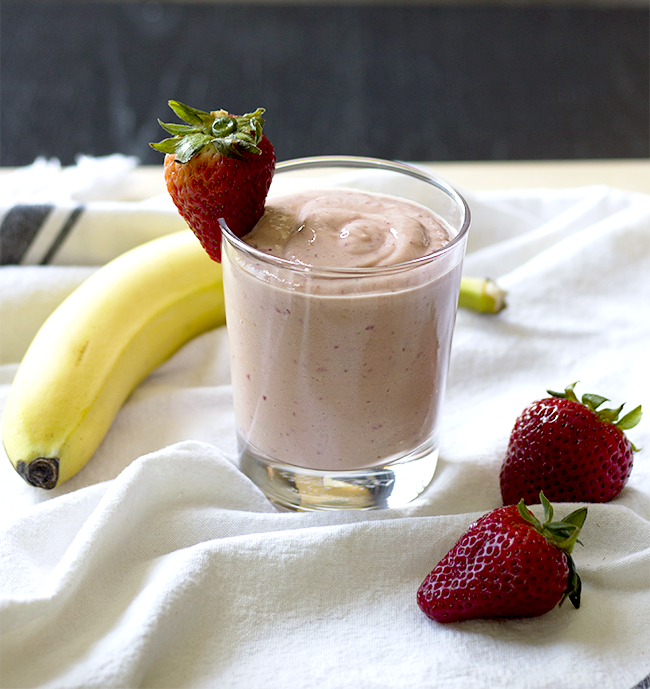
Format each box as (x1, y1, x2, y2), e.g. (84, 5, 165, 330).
(150, 101, 276, 262)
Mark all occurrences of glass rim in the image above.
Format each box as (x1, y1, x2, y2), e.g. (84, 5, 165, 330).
(221, 155, 471, 278)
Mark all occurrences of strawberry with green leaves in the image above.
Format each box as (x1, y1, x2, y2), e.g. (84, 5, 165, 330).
(417, 493, 587, 622)
(151, 101, 276, 262)
(500, 383, 642, 505)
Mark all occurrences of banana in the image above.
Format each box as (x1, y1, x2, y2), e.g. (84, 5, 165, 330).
(2, 230, 225, 489)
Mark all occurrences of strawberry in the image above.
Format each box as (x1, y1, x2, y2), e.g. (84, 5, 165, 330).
(500, 382, 642, 505)
(417, 493, 587, 622)
(150, 101, 276, 262)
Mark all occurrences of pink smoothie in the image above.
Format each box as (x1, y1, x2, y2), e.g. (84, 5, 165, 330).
(223, 188, 461, 471)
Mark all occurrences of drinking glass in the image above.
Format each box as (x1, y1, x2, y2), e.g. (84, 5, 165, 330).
(222, 156, 470, 510)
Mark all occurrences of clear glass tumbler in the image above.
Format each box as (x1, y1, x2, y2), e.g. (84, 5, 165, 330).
(222, 156, 470, 510)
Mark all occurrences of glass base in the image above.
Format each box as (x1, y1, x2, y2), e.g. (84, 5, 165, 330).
(239, 440, 438, 511)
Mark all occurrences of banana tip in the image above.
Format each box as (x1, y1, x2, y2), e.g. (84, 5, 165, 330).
(16, 457, 59, 489)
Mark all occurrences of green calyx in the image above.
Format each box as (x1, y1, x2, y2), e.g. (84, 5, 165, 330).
(517, 491, 587, 609)
(150, 101, 267, 163)
(548, 382, 643, 450)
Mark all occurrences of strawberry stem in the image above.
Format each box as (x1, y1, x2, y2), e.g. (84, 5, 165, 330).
(211, 116, 237, 138)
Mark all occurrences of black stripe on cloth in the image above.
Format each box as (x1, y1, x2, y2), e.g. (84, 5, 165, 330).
(0, 204, 54, 265)
(40, 205, 85, 265)
(631, 673, 650, 689)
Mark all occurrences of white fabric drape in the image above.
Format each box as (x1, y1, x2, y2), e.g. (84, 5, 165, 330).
(1, 157, 649, 689)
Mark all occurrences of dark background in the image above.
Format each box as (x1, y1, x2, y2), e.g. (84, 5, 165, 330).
(1, 1, 648, 167)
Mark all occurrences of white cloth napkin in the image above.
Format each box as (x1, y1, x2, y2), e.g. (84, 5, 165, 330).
(0, 155, 185, 267)
(1, 157, 649, 689)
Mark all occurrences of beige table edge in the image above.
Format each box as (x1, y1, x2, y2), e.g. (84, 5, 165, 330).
(2, 159, 648, 199)
(419, 159, 650, 195)
(117, 159, 650, 199)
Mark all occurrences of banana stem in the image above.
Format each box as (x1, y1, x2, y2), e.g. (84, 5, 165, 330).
(459, 276, 507, 314)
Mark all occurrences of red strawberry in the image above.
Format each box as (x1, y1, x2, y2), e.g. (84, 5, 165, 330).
(150, 101, 276, 262)
(500, 382, 642, 505)
(417, 493, 587, 622)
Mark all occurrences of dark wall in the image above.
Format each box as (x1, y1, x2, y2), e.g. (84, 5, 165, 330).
(2, 2, 648, 166)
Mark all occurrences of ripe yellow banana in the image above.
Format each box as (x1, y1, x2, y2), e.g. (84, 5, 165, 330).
(2, 230, 225, 489)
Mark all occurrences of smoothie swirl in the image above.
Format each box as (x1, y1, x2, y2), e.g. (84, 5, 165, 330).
(243, 189, 453, 268)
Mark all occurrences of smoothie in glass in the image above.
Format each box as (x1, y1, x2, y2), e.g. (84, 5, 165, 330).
(222, 157, 470, 510)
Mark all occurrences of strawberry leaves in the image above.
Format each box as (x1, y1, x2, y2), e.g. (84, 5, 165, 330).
(517, 492, 586, 555)
(617, 405, 644, 431)
(548, 381, 642, 430)
(517, 491, 587, 609)
(150, 101, 267, 163)
(548, 382, 643, 451)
